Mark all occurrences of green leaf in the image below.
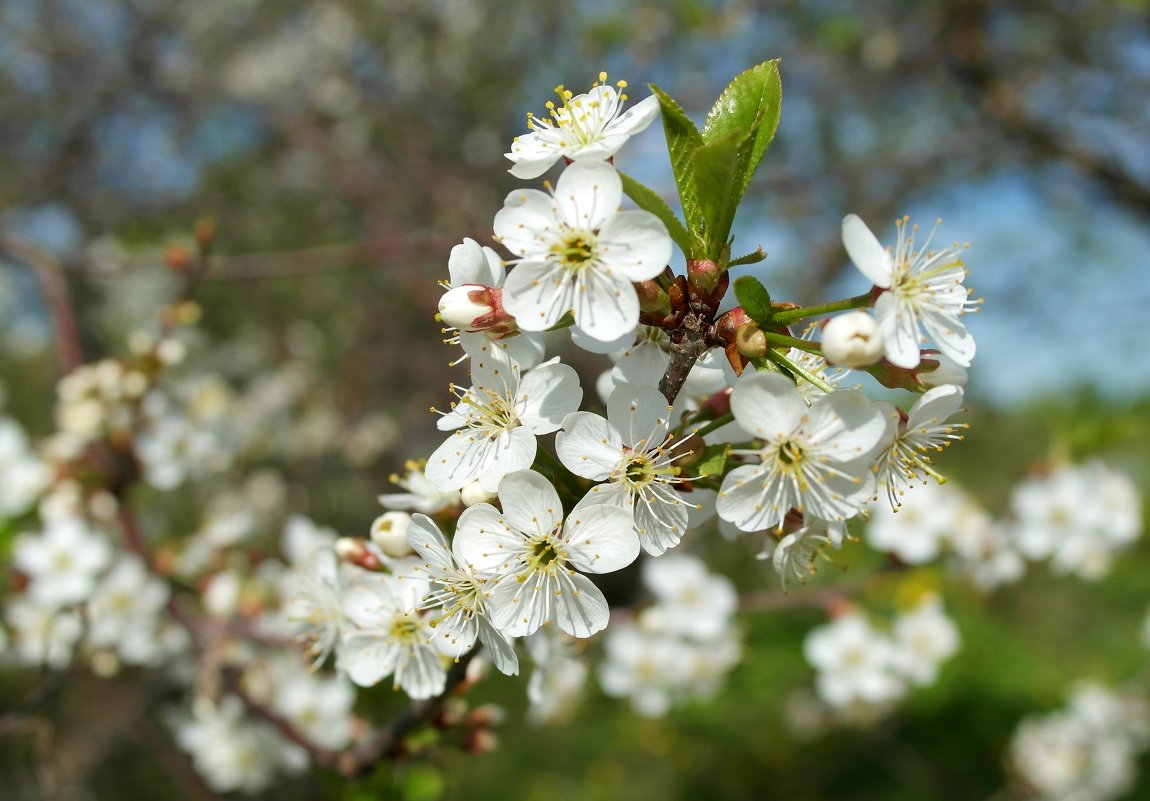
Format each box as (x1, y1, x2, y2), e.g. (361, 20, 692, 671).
(702, 60, 783, 198)
(728, 246, 766, 267)
(619, 171, 693, 255)
(734, 276, 773, 326)
(694, 443, 730, 479)
(649, 84, 705, 252)
(690, 129, 749, 257)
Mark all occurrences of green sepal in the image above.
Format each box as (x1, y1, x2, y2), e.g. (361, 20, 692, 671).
(619, 171, 693, 256)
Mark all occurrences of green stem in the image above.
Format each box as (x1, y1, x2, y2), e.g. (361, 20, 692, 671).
(768, 350, 835, 394)
(762, 332, 822, 354)
(772, 293, 871, 325)
(691, 412, 734, 439)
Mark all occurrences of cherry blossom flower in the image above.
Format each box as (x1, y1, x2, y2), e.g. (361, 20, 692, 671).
(426, 352, 581, 492)
(506, 75, 659, 179)
(872, 383, 968, 508)
(891, 596, 960, 685)
(378, 459, 460, 515)
(336, 571, 448, 699)
(454, 470, 639, 638)
(803, 612, 905, 708)
(12, 517, 112, 608)
(842, 213, 978, 369)
(405, 513, 519, 676)
(494, 161, 672, 343)
(717, 371, 893, 533)
(557, 383, 696, 556)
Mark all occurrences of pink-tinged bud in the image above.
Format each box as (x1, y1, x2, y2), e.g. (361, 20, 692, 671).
(687, 258, 723, 294)
(335, 537, 383, 570)
(723, 342, 749, 377)
(821, 310, 883, 368)
(735, 323, 768, 358)
(713, 306, 754, 345)
(699, 387, 732, 419)
(439, 285, 496, 331)
(369, 511, 413, 558)
(634, 278, 671, 314)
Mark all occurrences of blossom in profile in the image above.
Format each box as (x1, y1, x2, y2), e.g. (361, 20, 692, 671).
(505, 74, 660, 179)
(842, 213, 978, 369)
(495, 161, 672, 343)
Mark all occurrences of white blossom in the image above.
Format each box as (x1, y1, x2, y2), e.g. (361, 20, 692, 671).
(821, 310, 884, 368)
(506, 76, 659, 179)
(0, 417, 51, 517)
(717, 371, 893, 533)
(427, 353, 582, 492)
(454, 470, 639, 638)
(13, 517, 112, 608)
(803, 612, 906, 708)
(890, 596, 960, 685)
(378, 459, 460, 515)
(842, 214, 978, 369)
(872, 384, 968, 508)
(557, 383, 696, 556)
(494, 161, 672, 343)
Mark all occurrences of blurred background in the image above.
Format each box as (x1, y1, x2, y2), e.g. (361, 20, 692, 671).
(1, 0, 1149, 799)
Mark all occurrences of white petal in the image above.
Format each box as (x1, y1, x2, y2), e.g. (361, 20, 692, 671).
(338, 633, 401, 687)
(517, 361, 583, 434)
(572, 268, 640, 343)
(477, 427, 538, 493)
(497, 469, 564, 536)
(604, 94, 660, 137)
(907, 384, 964, 432)
(454, 503, 523, 575)
(493, 189, 558, 257)
(477, 616, 520, 676)
(730, 371, 807, 441)
(553, 162, 622, 230)
(501, 259, 576, 332)
(406, 514, 453, 571)
(448, 237, 502, 287)
(606, 382, 672, 449)
(555, 411, 623, 480)
(552, 571, 610, 638)
(395, 642, 448, 699)
(596, 210, 672, 282)
(563, 500, 640, 573)
(842, 214, 893, 288)
(876, 291, 922, 368)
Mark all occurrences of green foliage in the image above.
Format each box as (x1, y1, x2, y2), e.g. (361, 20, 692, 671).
(649, 84, 705, 253)
(693, 443, 730, 479)
(733, 276, 773, 326)
(651, 61, 782, 260)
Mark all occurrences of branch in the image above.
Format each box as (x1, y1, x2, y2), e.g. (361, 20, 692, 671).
(0, 234, 84, 373)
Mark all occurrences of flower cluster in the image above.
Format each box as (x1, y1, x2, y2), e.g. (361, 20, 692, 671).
(1009, 683, 1149, 801)
(802, 596, 960, 716)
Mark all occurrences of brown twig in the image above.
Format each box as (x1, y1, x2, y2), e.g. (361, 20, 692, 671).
(0, 233, 84, 373)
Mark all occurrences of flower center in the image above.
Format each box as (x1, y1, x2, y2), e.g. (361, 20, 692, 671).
(526, 536, 566, 574)
(551, 233, 596, 270)
(778, 440, 805, 468)
(388, 615, 420, 641)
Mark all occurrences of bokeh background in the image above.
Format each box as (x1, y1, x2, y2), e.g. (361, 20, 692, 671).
(2, 1, 1149, 799)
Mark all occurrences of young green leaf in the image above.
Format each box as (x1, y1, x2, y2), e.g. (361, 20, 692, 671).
(694, 443, 730, 479)
(734, 275, 773, 327)
(702, 60, 783, 198)
(729, 247, 767, 267)
(618, 171, 693, 255)
(649, 84, 705, 252)
(691, 127, 757, 258)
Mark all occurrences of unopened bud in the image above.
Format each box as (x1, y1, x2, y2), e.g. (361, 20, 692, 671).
(194, 217, 217, 250)
(821, 310, 883, 368)
(163, 244, 193, 272)
(461, 480, 497, 508)
(687, 258, 723, 294)
(466, 704, 507, 729)
(713, 306, 754, 345)
(462, 728, 500, 755)
(735, 323, 768, 358)
(439, 285, 495, 331)
(335, 537, 383, 570)
(370, 512, 413, 558)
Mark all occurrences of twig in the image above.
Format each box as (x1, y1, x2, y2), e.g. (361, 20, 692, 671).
(0, 234, 84, 373)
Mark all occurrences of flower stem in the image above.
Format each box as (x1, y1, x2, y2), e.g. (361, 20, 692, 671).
(762, 332, 822, 354)
(771, 293, 871, 325)
(692, 413, 734, 439)
(768, 350, 836, 394)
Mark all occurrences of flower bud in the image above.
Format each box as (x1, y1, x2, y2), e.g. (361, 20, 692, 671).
(369, 512, 413, 558)
(461, 480, 497, 508)
(735, 323, 768, 358)
(439, 285, 495, 331)
(821, 310, 883, 368)
(687, 258, 723, 294)
(335, 537, 383, 570)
